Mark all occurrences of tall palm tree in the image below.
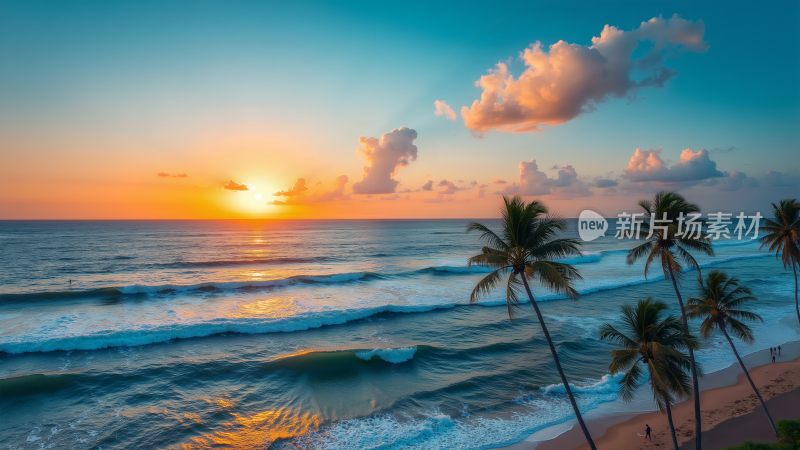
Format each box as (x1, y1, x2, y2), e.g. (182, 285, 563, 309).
(687, 270, 777, 435)
(627, 191, 713, 450)
(467, 196, 596, 450)
(760, 199, 800, 326)
(600, 298, 696, 450)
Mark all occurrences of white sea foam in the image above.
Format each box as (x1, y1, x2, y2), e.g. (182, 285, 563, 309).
(355, 346, 417, 364)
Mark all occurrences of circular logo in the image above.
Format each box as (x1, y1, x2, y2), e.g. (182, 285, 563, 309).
(578, 210, 608, 241)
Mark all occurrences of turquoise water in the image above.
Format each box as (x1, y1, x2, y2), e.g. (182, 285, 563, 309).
(0, 220, 797, 448)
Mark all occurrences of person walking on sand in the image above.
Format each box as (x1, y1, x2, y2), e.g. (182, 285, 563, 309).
(778, 345, 782, 356)
(645, 424, 652, 441)
(772, 354, 776, 363)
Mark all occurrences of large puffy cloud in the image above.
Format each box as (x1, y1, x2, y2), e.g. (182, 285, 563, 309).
(502, 160, 590, 197)
(352, 127, 419, 194)
(624, 148, 723, 183)
(461, 15, 706, 133)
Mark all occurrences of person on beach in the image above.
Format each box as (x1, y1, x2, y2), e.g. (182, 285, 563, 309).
(772, 354, 776, 363)
(778, 345, 782, 356)
(645, 424, 652, 440)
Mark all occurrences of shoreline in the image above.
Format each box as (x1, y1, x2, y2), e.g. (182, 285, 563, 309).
(504, 340, 800, 450)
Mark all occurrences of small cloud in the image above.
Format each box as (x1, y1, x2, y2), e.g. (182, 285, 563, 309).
(501, 160, 590, 198)
(437, 179, 461, 194)
(274, 178, 308, 197)
(271, 176, 349, 205)
(433, 100, 457, 121)
(223, 180, 249, 191)
(157, 172, 188, 178)
(714, 171, 758, 191)
(623, 148, 723, 183)
(421, 180, 434, 191)
(352, 127, 419, 194)
(762, 171, 800, 188)
(594, 178, 618, 188)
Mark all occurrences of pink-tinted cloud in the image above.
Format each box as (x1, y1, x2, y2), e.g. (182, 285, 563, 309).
(461, 15, 706, 133)
(352, 127, 419, 194)
(437, 179, 461, 194)
(223, 180, 248, 191)
(421, 180, 433, 191)
(502, 160, 590, 197)
(433, 100, 457, 120)
(274, 178, 308, 197)
(272, 175, 349, 205)
(157, 172, 188, 178)
(624, 148, 723, 183)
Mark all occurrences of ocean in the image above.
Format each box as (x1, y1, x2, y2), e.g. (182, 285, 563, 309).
(0, 220, 797, 449)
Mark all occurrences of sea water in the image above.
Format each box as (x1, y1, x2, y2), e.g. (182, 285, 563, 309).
(0, 220, 797, 448)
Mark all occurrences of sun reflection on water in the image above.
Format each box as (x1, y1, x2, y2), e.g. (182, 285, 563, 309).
(182, 407, 320, 449)
(231, 296, 299, 319)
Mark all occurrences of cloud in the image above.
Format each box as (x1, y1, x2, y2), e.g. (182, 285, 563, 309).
(434, 100, 457, 121)
(437, 179, 461, 194)
(502, 160, 590, 197)
(762, 171, 800, 188)
(157, 172, 188, 178)
(460, 15, 706, 133)
(594, 178, 618, 188)
(714, 171, 758, 191)
(272, 176, 349, 205)
(223, 180, 248, 191)
(623, 148, 723, 183)
(315, 175, 349, 201)
(274, 178, 308, 197)
(421, 180, 433, 191)
(352, 127, 419, 194)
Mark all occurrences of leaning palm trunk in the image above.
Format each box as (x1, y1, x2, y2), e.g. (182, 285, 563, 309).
(521, 276, 597, 450)
(665, 400, 680, 450)
(720, 324, 777, 435)
(794, 262, 800, 326)
(666, 265, 702, 450)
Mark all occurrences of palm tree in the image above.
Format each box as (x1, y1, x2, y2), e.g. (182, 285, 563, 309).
(687, 270, 777, 435)
(627, 191, 713, 450)
(600, 298, 696, 450)
(467, 196, 596, 450)
(760, 199, 800, 326)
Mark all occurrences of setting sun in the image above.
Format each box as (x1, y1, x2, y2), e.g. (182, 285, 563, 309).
(1, 2, 799, 449)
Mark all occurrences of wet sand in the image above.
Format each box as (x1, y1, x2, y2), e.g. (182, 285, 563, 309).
(506, 341, 800, 450)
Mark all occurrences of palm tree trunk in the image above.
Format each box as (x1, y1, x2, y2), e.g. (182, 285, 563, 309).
(666, 265, 702, 450)
(720, 326, 778, 435)
(793, 262, 799, 326)
(665, 400, 680, 450)
(520, 275, 597, 450)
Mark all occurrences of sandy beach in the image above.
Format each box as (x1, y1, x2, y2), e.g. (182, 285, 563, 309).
(520, 341, 800, 450)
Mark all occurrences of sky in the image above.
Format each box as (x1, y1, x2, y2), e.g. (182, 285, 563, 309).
(1, 0, 798, 219)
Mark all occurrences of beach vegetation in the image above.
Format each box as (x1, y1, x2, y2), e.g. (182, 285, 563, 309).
(467, 195, 596, 450)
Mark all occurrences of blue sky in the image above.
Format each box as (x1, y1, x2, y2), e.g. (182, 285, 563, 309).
(0, 0, 798, 218)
